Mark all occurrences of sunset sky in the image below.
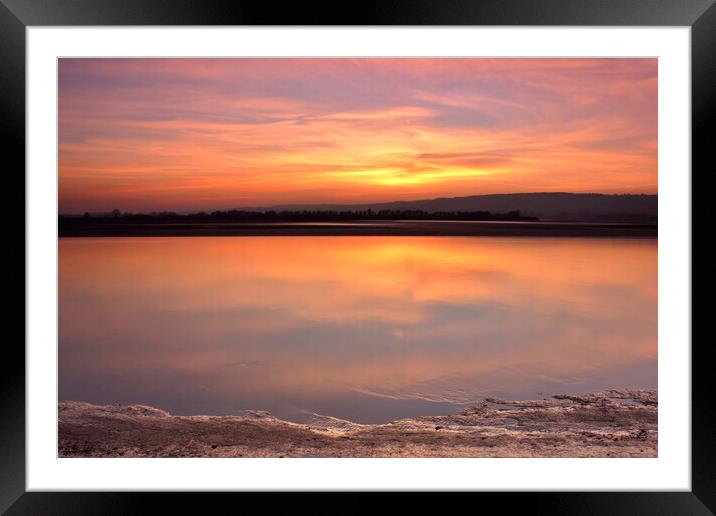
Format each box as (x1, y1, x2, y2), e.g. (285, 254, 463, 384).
(58, 58, 657, 213)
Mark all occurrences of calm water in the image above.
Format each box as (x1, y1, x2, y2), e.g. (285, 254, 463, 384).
(59, 236, 657, 423)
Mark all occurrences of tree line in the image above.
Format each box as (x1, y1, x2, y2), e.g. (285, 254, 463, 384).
(62, 208, 538, 222)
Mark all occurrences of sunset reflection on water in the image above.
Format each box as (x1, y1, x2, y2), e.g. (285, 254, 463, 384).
(59, 236, 656, 423)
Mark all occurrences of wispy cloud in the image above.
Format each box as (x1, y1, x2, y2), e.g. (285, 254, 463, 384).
(58, 58, 657, 212)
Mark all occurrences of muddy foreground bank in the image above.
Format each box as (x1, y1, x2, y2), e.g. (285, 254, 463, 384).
(59, 389, 657, 458)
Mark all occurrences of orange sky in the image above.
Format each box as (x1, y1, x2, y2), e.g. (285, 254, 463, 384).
(58, 58, 657, 213)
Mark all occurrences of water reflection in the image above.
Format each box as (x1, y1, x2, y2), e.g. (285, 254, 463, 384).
(59, 236, 657, 423)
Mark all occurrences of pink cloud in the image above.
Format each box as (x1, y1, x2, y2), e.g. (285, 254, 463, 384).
(58, 58, 657, 213)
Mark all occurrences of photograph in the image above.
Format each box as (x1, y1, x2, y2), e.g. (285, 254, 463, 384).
(56, 57, 659, 459)
(3, 0, 707, 507)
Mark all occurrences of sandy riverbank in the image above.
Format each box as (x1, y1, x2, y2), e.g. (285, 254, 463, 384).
(58, 389, 657, 458)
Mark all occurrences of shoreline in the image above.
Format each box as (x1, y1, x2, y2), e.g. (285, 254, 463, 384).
(59, 389, 657, 458)
(58, 220, 658, 238)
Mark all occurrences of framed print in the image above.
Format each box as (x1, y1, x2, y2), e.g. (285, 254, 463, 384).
(4, 0, 710, 512)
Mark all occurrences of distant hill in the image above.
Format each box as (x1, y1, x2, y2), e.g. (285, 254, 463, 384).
(253, 193, 657, 221)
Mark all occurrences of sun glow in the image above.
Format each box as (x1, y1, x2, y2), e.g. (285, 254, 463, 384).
(58, 58, 657, 212)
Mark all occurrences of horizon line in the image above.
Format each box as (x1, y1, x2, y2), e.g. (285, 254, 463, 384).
(59, 191, 658, 216)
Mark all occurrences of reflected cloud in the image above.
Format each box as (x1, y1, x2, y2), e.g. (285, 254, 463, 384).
(59, 237, 657, 421)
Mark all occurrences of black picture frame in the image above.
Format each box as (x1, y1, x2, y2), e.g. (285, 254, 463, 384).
(3, 0, 709, 512)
